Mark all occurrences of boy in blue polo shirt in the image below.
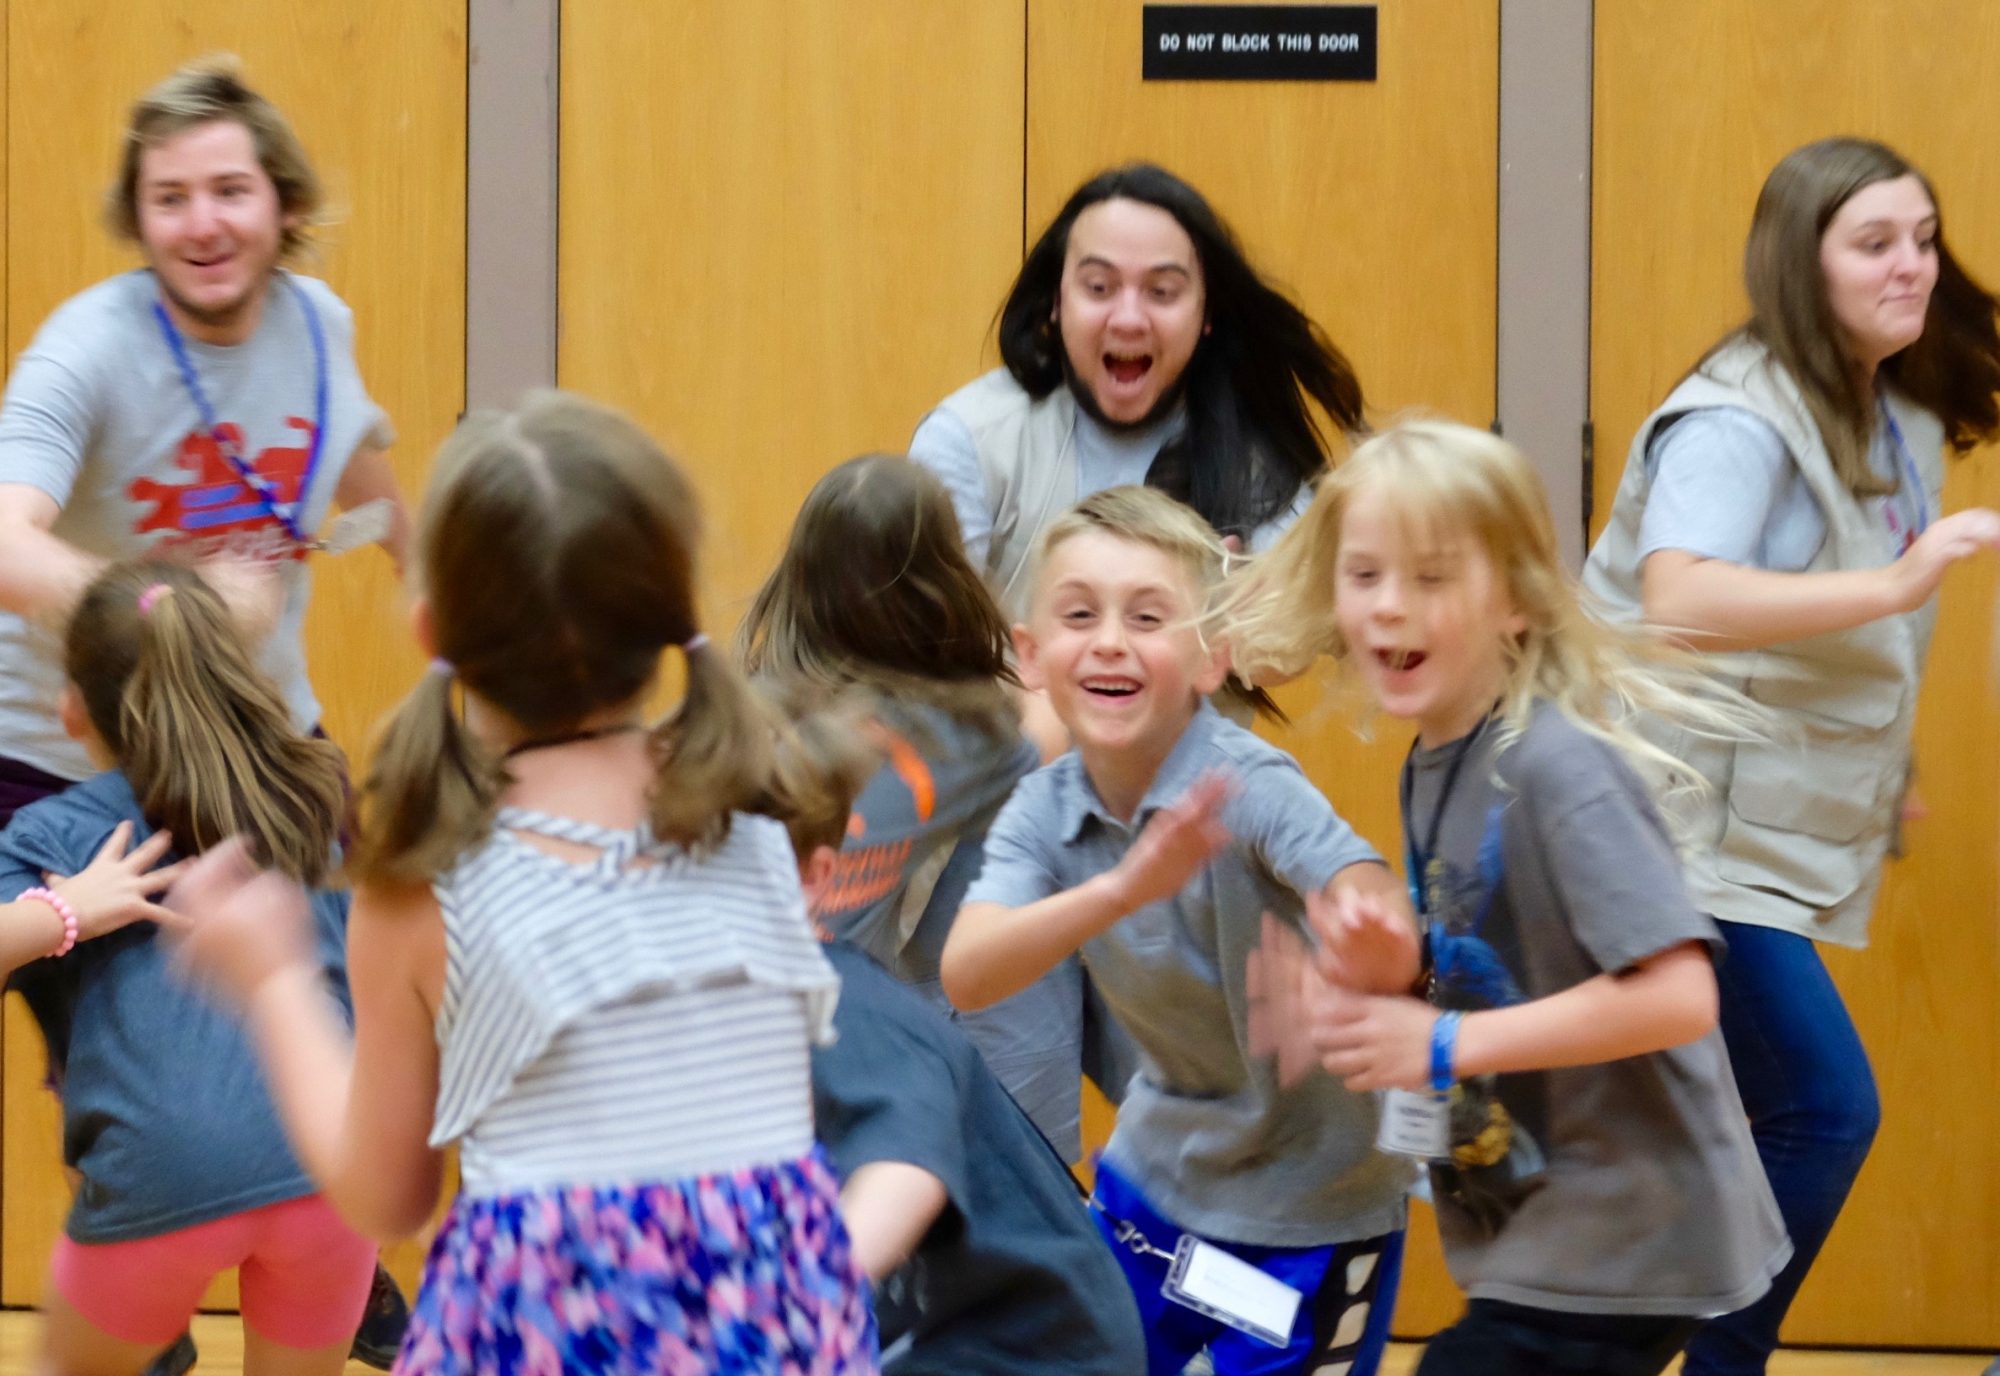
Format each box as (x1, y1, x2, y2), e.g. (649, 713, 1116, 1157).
(941, 486, 1409, 1376)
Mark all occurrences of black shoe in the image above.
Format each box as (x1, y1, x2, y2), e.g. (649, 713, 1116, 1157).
(349, 1262, 411, 1370)
(143, 1333, 197, 1376)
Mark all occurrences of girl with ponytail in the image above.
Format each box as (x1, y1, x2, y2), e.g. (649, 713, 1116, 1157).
(0, 558, 372, 1375)
(175, 391, 876, 1375)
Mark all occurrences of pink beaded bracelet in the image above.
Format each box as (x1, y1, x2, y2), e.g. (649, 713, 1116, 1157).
(20, 887, 78, 958)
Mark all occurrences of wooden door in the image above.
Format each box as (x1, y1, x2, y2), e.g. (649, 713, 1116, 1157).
(1593, 0, 2000, 1346)
(1025, 0, 1500, 1334)
(558, 0, 1028, 637)
(0, 0, 465, 1307)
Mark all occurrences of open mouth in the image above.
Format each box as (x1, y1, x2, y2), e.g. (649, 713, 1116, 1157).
(1104, 351, 1153, 386)
(1082, 675, 1142, 699)
(1375, 648, 1427, 673)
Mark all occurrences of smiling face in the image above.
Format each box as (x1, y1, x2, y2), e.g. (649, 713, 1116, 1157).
(1016, 528, 1225, 774)
(1055, 198, 1207, 427)
(135, 119, 293, 345)
(1819, 173, 1939, 375)
(1333, 486, 1524, 747)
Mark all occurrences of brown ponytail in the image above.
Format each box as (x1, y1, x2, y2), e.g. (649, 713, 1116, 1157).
(66, 560, 346, 884)
(345, 665, 506, 884)
(352, 390, 837, 881)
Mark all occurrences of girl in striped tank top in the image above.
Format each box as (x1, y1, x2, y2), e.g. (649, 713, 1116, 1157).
(173, 392, 877, 1374)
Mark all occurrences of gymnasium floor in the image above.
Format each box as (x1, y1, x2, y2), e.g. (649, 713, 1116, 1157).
(0, 1313, 1980, 1374)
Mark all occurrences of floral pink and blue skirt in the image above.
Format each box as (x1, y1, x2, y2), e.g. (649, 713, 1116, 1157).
(396, 1150, 876, 1375)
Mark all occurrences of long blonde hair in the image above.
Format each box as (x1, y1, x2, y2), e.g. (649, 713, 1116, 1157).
(1215, 419, 1758, 791)
(65, 560, 346, 884)
(351, 391, 820, 885)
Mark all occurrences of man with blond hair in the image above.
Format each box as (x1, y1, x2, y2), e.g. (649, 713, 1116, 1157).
(0, 57, 409, 1373)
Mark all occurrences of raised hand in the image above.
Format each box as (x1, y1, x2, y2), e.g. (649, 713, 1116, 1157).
(1891, 506, 2000, 612)
(1308, 981, 1439, 1093)
(166, 837, 315, 1008)
(1246, 911, 1323, 1087)
(43, 821, 188, 945)
(1309, 884, 1421, 995)
(1109, 772, 1233, 912)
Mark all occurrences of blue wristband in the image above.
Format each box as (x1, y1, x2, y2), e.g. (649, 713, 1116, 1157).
(1429, 1011, 1463, 1094)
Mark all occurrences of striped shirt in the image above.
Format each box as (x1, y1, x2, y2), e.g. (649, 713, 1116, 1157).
(430, 806, 839, 1194)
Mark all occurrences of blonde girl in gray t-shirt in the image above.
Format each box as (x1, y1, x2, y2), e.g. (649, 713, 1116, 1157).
(1218, 419, 1789, 1376)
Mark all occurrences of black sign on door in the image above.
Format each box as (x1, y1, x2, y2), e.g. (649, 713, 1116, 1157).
(1142, 5, 1378, 82)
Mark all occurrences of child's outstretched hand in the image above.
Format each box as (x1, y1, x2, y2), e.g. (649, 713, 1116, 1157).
(166, 837, 315, 1009)
(1309, 885, 1421, 996)
(1309, 982, 1440, 1093)
(1246, 912, 1325, 1087)
(38, 821, 188, 945)
(1109, 772, 1233, 911)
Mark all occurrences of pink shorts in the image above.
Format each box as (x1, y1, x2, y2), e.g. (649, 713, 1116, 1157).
(52, 1193, 376, 1349)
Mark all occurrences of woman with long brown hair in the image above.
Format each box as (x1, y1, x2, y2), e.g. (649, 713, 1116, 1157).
(739, 454, 1111, 1162)
(1583, 137, 2000, 1373)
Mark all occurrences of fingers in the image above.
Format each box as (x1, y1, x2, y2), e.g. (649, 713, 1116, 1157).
(125, 828, 177, 871)
(164, 835, 260, 914)
(137, 858, 192, 895)
(137, 901, 193, 936)
(91, 819, 135, 863)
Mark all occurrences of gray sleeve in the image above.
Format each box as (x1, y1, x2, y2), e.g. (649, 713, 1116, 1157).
(303, 278, 394, 452)
(1636, 407, 1794, 568)
(960, 778, 1063, 910)
(909, 406, 992, 569)
(1246, 480, 1313, 554)
(1232, 760, 1382, 895)
(1518, 740, 1719, 974)
(0, 344, 103, 508)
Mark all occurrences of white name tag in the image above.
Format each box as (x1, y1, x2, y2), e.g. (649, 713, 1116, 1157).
(314, 499, 395, 555)
(1376, 1088, 1451, 1159)
(1162, 1235, 1303, 1348)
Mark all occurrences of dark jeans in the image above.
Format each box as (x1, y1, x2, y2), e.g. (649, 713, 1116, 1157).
(1682, 920, 1880, 1376)
(1417, 1300, 1697, 1376)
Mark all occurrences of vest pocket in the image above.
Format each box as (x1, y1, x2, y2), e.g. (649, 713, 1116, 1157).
(1713, 741, 1890, 909)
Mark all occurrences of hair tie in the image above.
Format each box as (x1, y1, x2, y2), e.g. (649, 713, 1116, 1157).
(136, 584, 172, 616)
(682, 633, 709, 654)
(429, 658, 455, 678)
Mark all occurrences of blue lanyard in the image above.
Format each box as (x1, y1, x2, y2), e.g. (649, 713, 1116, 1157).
(150, 273, 328, 546)
(1399, 716, 1491, 918)
(1878, 399, 1932, 544)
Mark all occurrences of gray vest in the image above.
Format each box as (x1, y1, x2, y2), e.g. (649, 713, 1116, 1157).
(937, 368, 1080, 622)
(1581, 339, 1942, 947)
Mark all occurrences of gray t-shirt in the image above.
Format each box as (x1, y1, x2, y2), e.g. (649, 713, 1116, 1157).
(0, 269, 389, 779)
(1638, 404, 1923, 572)
(966, 701, 1407, 1247)
(812, 702, 1093, 1159)
(1406, 703, 1789, 1315)
(909, 401, 1309, 572)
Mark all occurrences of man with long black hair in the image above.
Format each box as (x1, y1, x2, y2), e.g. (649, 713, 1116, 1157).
(911, 162, 1367, 623)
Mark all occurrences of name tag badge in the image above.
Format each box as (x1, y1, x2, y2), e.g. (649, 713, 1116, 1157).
(314, 499, 396, 556)
(1377, 1087, 1451, 1159)
(1162, 1235, 1303, 1348)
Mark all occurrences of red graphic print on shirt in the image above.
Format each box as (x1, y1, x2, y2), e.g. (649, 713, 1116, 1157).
(126, 417, 315, 561)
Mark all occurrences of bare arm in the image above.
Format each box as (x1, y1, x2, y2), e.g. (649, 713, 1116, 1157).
(0, 823, 188, 983)
(838, 1161, 950, 1283)
(1312, 941, 1718, 1091)
(1454, 941, 1716, 1076)
(331, 442, 412, 576)
(176, 855, 446, 1240)
(0, 484, 100, 623)
(1641, 506, 2000, 651)
(940, 774, 1231, 1011)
